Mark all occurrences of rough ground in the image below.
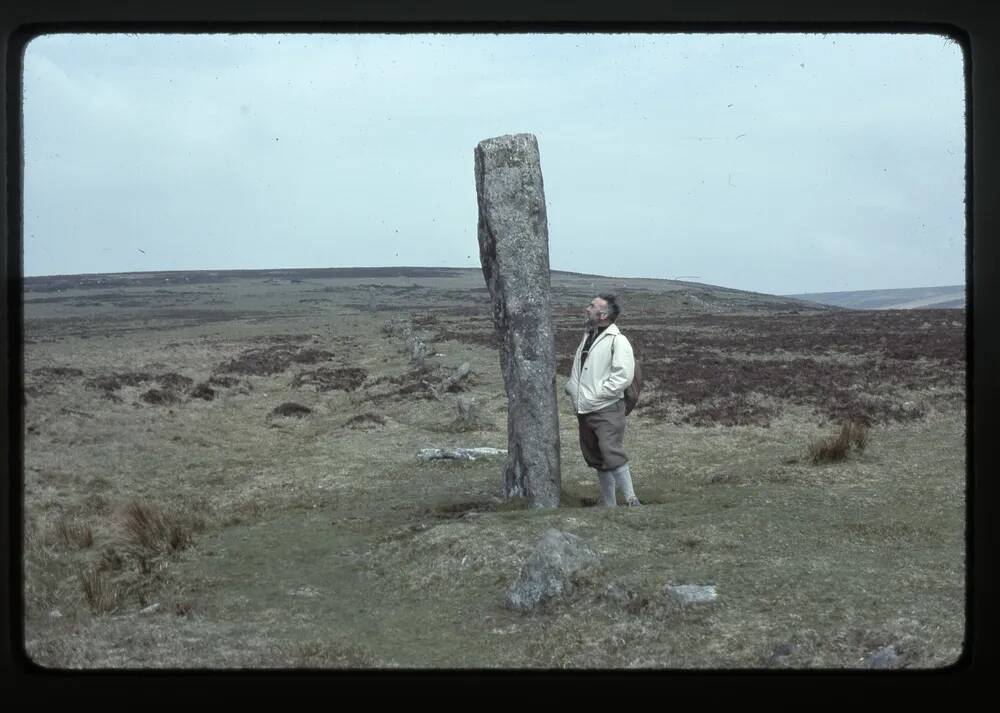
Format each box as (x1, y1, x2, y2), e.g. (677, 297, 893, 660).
(21, 268, 966, 669)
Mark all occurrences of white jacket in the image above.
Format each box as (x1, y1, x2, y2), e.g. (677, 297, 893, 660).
(563, 322, 635, 414)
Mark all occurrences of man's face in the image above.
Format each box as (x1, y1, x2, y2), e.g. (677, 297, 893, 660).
(584, 297, 609, 327)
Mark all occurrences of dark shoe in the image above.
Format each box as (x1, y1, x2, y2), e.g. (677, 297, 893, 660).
(626, 497, 641, 507)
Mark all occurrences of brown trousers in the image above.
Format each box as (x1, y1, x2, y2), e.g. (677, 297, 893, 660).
(577, 399, 629, 470)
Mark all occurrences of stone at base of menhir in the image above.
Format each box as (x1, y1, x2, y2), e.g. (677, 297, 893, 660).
(506, 529, 600, 611)
(665, 583, 718, 604)
(417, 447, 506, 461)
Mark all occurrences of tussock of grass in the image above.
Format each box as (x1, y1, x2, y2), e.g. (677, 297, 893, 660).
(850, 421, 870, 451)
(808, 421, 870, 464)
(56, 515, 94, 550)
(123, 501, 195, 554)
(79, 565, 121, 614)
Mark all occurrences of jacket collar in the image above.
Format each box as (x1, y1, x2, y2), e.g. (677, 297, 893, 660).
(583, 322, 621, 346)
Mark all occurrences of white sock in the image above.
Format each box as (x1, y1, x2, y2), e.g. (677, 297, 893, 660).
(597, 470, 617, 506)
(611, 464, 636, 502)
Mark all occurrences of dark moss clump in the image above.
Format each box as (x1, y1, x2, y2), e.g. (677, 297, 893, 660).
(141, 388, 180, 406)
(32, 366, 85, 379)
(344, 413, 386, 429)
(291, 367, 367, 392)
(270, 402, 312, 418)
(217, 345, 333, 376)
(156, 373, 194, 391)
(86, 371, 155, 392)
(190, 383, 216, 401)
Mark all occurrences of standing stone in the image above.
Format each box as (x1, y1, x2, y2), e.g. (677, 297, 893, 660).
(475, 133, 561, 507)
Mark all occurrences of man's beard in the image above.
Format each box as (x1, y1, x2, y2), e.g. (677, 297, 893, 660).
(583, 314, 598, 330)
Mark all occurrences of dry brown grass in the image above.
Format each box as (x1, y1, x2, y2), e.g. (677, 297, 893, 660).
(123, 501, 196, 554)
(79, 565, 121, 614)
(808, 421, 870, 464)
(56, 515, 94, 550)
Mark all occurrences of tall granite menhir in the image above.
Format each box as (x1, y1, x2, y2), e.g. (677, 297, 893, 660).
(474, 133, 561, 508)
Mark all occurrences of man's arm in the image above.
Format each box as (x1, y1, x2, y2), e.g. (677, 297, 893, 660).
(564, 338, 585, 398)
(597, 336, 634, 400)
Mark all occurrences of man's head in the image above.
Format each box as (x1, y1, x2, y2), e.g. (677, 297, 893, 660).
(584, 294, 620, 328)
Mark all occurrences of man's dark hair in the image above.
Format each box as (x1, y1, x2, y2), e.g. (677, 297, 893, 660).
(598, 293, 621, 322)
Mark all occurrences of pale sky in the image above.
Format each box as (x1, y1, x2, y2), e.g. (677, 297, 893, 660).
(22, 32, 966, 295)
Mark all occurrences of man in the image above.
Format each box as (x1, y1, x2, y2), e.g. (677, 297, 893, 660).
(563, 294, 640, 507)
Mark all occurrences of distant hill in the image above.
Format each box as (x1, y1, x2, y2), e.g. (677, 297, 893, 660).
(786, 285, 965, 310)
(23, 266, 837, 316)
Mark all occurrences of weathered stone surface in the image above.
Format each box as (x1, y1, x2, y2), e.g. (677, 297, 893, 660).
(506, 529, 600, 611)
(475, 133, 561, 507)
(417, 447, 506, 461)
(456, 395, 475, 419)
(665, 583, 719, 604)
(863, 645, 902, 669)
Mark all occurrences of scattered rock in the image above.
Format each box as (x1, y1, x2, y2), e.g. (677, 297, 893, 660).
(407, 334, 429, 364)
(417, 447, 506, 461)
(863, 645, 902, 669)
(506, 529, 600, 611)
(139, 603, 161, 616)
(603, 581, 649, 614)
(448, 396, 492, 432)
(456, 396, 476, 420)
(381, 318, 411, 338)
(665, 583, 718, 604)
(437, 362, 472, 396)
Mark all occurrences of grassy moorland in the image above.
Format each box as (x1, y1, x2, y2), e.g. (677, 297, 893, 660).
(21, 267, 965, 669)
